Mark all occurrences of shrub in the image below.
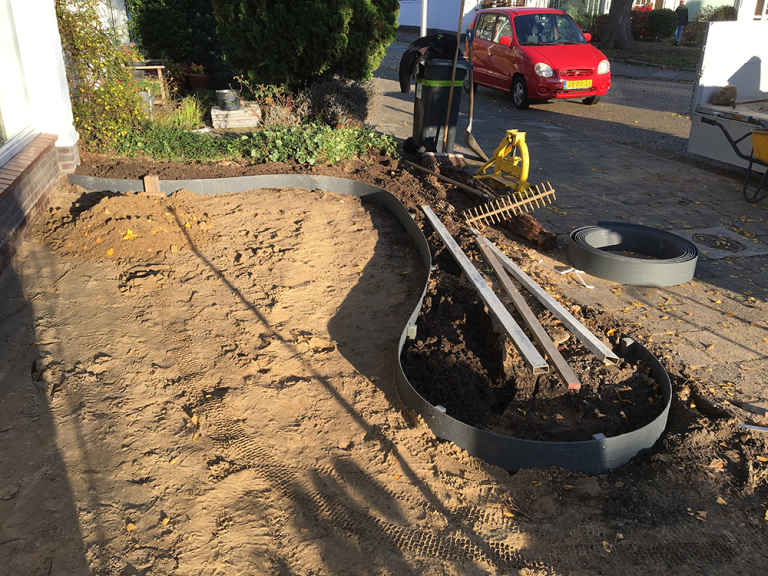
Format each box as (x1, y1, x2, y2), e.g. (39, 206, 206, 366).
(630, 9, 650, 39)
(694, 5, 738, 21)
(56, 0, 146, 152)
(212, 0, 400, 89)
(681, 21, 706, 43)
(156, 96, 205, 129)
(126, 0, 234, 88)
(647, 8, 678, 39)
(294, 77, 372, 128)
(564, 6, 595, 33)
(590, 13, 608, 42)
(112, 123, 397, 164)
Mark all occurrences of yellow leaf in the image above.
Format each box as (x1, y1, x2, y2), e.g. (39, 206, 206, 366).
(660, 315, 668, 320)
(192, 432, 200, 442)
(185, 222, 190, 228)
(606, 329, 615, 336)
(169, 458, 176, 465)
(96, 236, 102, 243)
(714, 299, 721, 304)
(502, 509, 514, 518)
(756, 456, 768, 462)
(162, 517, 170, 526)
(532, 481, 542, 486)
(171, 245, 179, 254)
(705, 344, 715, 351)
(394, 475, 401, 481)
(563, 485, 575, 490)
(724, 312, 733, 317)
(191, 414, 199, 426)
(126, 523, 138, 532)
(123, 229, 135, 240)
(602, 540, 612, 553)
(716, 496, 727, 505)
(106, 248, 114, 257)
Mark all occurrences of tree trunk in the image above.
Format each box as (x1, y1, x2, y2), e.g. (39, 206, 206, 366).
(600, 0, 637, 50)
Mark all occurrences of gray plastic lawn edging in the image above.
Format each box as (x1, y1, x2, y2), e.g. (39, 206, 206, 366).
(568, 222, 699, 287)
(68, 173, 672, 473)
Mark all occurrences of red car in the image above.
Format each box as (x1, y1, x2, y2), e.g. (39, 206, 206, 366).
(464, 7, 611, 109)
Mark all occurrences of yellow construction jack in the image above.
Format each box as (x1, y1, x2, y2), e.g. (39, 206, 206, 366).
(475, 129, 531, 192)
(465, 129, 556, 227)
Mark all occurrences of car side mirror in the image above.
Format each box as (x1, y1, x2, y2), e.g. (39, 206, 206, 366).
(499, 35, 512, 47)
(583, 32, 592, 42)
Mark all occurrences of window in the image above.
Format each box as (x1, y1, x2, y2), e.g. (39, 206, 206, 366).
(494, 16, 513, 42)
(514, 13, 586, 45)
(0, 0, 35, 164)
(475, 13, 499, 41)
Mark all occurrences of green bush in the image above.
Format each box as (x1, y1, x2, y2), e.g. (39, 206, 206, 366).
(647, 8, 678, 39)
(112, 123, 397, 164)
(56, 0, 146, 151)
(212, 0, 400, 89)
(564, 6, 595, 33)
(126, 0, 233, 88)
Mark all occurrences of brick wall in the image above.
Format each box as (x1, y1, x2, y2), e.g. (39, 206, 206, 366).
(0, 134, 80, 270)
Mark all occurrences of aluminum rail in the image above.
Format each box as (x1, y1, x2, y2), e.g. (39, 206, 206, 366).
(471, 229, 619, 365)
(422, 205, 549, 375)
(474, 235, 581, 390)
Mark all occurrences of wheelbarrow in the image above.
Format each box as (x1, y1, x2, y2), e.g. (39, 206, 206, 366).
(700, 115, 768, 203)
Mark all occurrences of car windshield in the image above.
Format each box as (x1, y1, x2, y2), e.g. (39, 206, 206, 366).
(514, 13, 586, 46)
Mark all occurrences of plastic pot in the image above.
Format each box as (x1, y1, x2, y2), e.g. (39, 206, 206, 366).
(216, 89, 240, 111)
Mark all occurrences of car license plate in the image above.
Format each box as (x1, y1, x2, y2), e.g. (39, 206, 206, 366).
(563, 79, 592, 90)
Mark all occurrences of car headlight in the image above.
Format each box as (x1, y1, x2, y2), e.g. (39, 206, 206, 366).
(597, 59, 610, 75)
(535, 63, 553, 78)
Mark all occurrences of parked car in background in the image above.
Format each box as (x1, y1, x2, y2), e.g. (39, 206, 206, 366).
(464, 7, 611, 109)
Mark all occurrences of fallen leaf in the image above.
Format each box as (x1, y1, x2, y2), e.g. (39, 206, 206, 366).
(620, 411, 626, 419)
(555, 413, 564, 420)
(162, 517, 170, 526)
(602, 540, 612, 553)
(192, 432, 200, 442)
(716, 496, 727, 505)
(300, 528, 309, 533)
(756, 456, 768, 462)
(724, 312, 733, 317)
(191, 414, 199, 426)
(502, 509, 515, 518)
(709, 459, 724, 470)
(394, 475, 401, 481)
(713, 299, 722, 304)
(123, 229, 135, 240)
(595, 409, 605, 418)
(106, 248, 114, 257)
(764, 510, 768, 521)
(532, 480, 542, 486)
(606, 329, 615, 336)
(370, 375, 379, 382)
(696, 511, 707, 521)
(126, 523, 138, 532)
(705, 344, 715, 351)
(171, 245, 179, 254)
(563, 485, 575, 490)
(169, 458, 176, 465)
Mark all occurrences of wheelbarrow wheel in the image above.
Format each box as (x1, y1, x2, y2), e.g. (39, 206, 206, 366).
(583, 95, 600, 105)
(511, 76, 530, 110)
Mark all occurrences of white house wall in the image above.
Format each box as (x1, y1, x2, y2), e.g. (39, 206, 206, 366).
(10, 0, 78, 148)
(398, 0, 484, 34)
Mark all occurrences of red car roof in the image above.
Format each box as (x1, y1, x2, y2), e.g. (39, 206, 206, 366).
(474, 7, 566, 16)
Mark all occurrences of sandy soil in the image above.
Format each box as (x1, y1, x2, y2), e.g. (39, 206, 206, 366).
(1, 153, 767, 575)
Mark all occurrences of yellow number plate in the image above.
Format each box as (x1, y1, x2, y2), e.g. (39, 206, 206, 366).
(563, 79, 592, 90)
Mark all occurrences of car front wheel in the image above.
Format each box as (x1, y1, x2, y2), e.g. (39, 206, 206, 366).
(511, 77, 530, 110)
(583, 95, 601, 105)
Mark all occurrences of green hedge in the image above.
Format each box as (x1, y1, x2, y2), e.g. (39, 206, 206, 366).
(212, 0, 400, 89)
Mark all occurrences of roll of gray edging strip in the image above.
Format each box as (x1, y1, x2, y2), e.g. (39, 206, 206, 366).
(69, 174, 671, 473)
(568, 222, 698, 287)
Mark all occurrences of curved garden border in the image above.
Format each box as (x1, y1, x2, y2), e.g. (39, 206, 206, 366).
(68, 173, 672, 473)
